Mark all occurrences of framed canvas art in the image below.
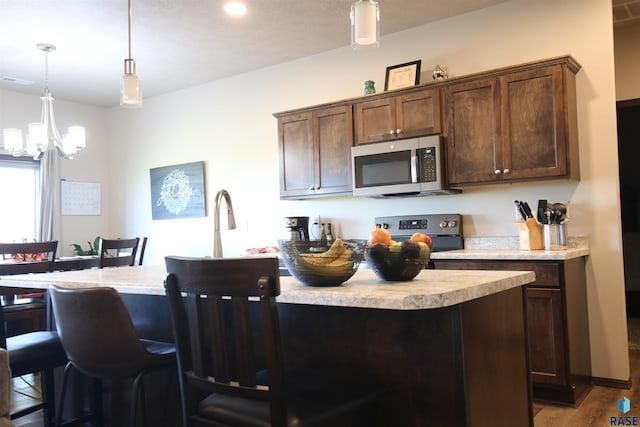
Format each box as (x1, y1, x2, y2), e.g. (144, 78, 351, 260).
(150, 161, 206, 220)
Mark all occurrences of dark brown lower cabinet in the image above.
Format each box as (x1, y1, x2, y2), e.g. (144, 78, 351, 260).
(432, 257, 592, 406)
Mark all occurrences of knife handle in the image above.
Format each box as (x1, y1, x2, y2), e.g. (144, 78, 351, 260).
(514, 201, 528, 221)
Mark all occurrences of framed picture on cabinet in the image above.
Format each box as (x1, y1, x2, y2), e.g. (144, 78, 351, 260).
(384, 60, 422, 91)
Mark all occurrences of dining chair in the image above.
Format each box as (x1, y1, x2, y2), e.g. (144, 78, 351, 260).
(0, 241, 58, 337)
(164, 256, 382, 427)
(98, 237, 140, 268)
(137, 237, 148, 266)
(0, 240, 68, 427)
(48, 285, 177, 427)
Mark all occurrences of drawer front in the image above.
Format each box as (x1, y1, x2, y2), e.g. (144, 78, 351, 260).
(432, 260, 561, 287)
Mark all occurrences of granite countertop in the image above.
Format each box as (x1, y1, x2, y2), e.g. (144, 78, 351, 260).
(277, 268, 535, 310)
(431, 235, 590, 261)
(0, 264, 535, 311)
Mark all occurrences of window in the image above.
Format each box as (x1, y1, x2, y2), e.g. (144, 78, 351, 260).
(0, 155, 39, 242)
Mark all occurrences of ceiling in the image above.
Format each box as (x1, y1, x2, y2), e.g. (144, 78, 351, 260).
(0, 1, 630, 108)
(0, 0, 509, 107)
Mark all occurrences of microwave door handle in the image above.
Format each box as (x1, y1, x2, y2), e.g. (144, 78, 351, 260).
(411, 150, 418, 183)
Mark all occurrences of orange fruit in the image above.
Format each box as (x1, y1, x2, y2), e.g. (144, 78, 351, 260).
(410, 232, 433, 247)
(369, 228, 392, 246)
(410, 232, 426, 243)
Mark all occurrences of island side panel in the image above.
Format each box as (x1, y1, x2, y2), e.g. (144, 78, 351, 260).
(278, 303, 466, 426)
(460, 286, 533, 427)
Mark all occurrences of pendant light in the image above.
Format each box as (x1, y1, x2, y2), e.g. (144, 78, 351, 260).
(121, 0, 142, 107)
(350, 0, 380, 50)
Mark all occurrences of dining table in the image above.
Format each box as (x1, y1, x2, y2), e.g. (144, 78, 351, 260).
(0, 263, 536, 427)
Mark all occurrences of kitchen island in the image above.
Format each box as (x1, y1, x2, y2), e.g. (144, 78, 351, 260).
(0, 265, 535, 426)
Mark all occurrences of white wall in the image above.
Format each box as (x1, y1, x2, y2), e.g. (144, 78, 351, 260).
(1, 0, 629, 382)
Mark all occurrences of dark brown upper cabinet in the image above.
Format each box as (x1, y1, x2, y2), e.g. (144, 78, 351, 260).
(444, 57, 581, 186)
(275, 105, 354, 199)
(353, 88, 441, 145)
(274, 56, 581, 199)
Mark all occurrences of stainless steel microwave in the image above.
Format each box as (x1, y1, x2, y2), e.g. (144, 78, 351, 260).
(351, 135, 460, 197)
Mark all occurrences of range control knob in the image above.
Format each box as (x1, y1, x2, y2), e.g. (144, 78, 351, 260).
(439, 221, 448, 228)
(447, 220, 457, 228)
(382, 223, 389, 230)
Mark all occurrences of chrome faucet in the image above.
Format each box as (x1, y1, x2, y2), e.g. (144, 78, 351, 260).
(213, 189, 236, 258)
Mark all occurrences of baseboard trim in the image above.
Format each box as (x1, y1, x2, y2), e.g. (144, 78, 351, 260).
(592, 376, 632, 389)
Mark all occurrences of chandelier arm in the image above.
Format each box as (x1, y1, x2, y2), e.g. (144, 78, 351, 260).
(47, 95, 64, 147)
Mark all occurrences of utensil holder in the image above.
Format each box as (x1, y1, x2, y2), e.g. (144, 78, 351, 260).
(543, 223, 567, 251)
(516, 219, 543, 250)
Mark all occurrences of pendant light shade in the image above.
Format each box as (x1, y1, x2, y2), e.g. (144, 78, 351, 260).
(351, 0, 380, 50)
(121, 59, 141, 107)
(121, 0, 142, 107)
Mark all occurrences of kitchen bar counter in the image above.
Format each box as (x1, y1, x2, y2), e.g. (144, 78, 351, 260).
(0, 264, 534, 308)
(0, 264, 535, 426)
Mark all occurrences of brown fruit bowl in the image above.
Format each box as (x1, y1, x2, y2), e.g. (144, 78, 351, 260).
(364, 241, 431, 281)
(278, 239, 366, 287)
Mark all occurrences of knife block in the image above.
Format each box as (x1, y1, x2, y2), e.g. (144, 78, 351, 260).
(516, 219, 543, 250)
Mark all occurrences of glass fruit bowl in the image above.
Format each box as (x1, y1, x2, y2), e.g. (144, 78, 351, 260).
(364, 241, 431, 281)
(278, 238, 366, 287)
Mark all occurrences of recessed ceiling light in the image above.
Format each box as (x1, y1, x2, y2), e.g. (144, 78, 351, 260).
(224, 2, 247, 16)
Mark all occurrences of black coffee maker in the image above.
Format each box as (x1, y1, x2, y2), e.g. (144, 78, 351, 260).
(284, 216, 309, 241)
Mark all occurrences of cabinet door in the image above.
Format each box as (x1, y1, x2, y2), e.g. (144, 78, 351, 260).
(396, 89, 441, 139)
(314, 106, 354, 195)
(278, 112, 315, 198)
(444, 78, 502, 185)
(526, 287, 567, 385)
(501, 65, 568, 180)
(354, 97, 397, 144)
(354, 89, 442, 145)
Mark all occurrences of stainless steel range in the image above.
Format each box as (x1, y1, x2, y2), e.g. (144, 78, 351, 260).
(373, 214, 464, 252)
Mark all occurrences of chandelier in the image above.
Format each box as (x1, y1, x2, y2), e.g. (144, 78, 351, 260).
(350, 0, 380, 50)
(3, 44, 86, 160)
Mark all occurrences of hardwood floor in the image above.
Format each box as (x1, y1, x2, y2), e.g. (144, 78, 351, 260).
(534, 315, 640, 426)
(533, 350, 638, 426)
(11, 374, 44, 427)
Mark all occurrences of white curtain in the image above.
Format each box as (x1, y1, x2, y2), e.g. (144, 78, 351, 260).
(36, 151, 60, 241)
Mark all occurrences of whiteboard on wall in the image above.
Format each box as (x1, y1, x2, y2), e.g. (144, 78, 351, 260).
(60, 180, 101, 216)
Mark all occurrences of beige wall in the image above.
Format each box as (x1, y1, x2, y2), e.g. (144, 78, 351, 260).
(0, 0, 630, 382)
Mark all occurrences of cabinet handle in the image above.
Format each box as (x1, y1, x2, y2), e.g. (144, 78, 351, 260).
(308, 186, 316, 191)
(503, 168, 510, 174)
(494, 169, 502, 176)
(396, 129, 402, 134)
(389, 130, 396, 135)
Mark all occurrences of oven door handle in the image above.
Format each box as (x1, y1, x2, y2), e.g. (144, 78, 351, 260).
(410, 149, 418, 183)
